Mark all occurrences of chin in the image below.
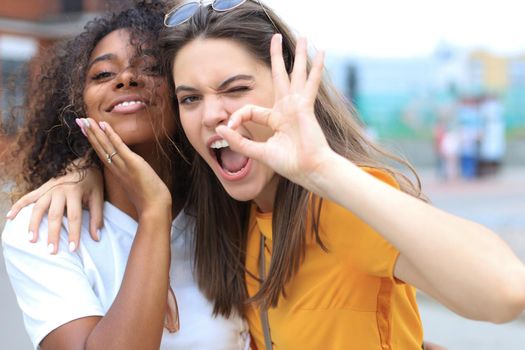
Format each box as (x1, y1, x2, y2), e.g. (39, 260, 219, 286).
(221, 184, 258, 203)
(119, 133, 155, 146)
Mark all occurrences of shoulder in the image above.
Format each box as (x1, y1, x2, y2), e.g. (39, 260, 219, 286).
(2, 204, 37, 248)
(2, 204, 85, 257)
(316, 166, 399, 222)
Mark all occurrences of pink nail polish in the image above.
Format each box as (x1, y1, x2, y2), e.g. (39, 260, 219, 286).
(75, 119, 87, 137)
(99, 122, 106, 131)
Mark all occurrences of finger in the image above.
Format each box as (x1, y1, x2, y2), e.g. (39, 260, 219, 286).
(87, 188, 104, 242)
(27, 194, 52, 243)
(7, 183, 53, 220)
(66, 193, 83, 252)
(99, 121, 135, 165)
(304, 50, 325, 103)
(78, 118, 109, 166)
(270, 34, 290, 99)
(227, 104, 273, 130)
(216, 125, 265, 162)
(80, 118, 124, 170)
(46, 193, 67, 254)
(290, 37, 308, 93)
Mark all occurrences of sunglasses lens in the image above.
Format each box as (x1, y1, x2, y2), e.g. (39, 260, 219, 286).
(165, 2, 201, 27)
(212, 0, 246, 11)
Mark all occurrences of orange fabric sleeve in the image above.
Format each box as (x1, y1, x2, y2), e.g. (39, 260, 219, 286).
(319, 167, 401, 279)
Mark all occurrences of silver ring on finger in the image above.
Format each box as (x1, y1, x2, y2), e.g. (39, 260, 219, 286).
(106, 151, 118, 164)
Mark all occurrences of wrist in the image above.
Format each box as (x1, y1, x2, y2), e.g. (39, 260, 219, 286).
(301, 149, 341, 195)
(138, 201, 172, 222)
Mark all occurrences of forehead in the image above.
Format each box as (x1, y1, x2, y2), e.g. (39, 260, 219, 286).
(173, 38, 267, 85)
(90, 28, 133, 61)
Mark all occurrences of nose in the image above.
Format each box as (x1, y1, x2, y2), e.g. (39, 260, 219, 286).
(114, 68, 144, 90)
(202, 95, 229, 129)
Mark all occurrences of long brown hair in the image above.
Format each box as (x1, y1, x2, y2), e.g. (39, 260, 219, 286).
(160, 0, 424, 312)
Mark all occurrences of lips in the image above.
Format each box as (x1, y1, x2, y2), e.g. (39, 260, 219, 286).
(206, 135, 251, 181)
(106, 95, 148, 114)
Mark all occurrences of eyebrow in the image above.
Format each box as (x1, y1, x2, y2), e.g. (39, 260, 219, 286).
(218, 74, 254, 90)
(87, 53, 116, 70)
(174, 74, 255, 95)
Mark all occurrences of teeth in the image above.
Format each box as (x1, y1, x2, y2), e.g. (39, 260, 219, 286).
(210, 139, 229, 149)
(116, 100, 144, 108)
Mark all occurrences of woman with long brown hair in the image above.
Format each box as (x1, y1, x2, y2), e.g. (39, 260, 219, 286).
(157, 1, 525, 348)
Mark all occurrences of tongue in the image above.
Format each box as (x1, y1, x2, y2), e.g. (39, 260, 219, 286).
(220, 148, 248, 173)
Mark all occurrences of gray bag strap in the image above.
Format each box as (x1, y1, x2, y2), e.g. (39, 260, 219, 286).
(259, 235, 273, 350)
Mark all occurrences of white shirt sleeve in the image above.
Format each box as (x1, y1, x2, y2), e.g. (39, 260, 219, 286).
(1, 205, 104, 349)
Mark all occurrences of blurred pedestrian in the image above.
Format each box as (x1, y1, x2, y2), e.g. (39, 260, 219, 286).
(457, 96, 481, 179)
(478, 94, 505, 176)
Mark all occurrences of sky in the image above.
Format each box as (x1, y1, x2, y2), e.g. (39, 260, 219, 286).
(264, 0, 525, 58)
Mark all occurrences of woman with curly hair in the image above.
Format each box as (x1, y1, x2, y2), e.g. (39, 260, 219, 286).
(0, 2, 248, 349)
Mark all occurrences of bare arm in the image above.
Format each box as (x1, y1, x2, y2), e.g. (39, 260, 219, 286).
(218, 34, 525, 323)
(40, 119, 174, 349)
(309, 153, 525, 323)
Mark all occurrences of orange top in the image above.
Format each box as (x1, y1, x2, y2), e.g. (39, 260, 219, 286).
(244, 168, 423, 350)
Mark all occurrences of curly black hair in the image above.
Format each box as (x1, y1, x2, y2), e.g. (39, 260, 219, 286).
(1, 0, 190, 203)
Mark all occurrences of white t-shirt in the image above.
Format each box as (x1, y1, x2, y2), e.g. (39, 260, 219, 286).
(2, 202, 250, 349)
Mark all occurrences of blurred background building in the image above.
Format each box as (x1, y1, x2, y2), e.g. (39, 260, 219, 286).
(326, 47, 525, 168)
(0, 0, 123, 154)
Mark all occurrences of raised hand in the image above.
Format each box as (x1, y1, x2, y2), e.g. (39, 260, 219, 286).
(216, 34, 332, 190)
(77, 118, 172, 216)
(77, 118, 178, 332)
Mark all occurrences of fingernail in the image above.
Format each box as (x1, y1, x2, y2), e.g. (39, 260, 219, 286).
(47, 243, 55, 254)
(277, 34, 282, 43)
(82, 118, 90, 128)
(69, 241, 76, 252)
(227, 119, 233, 128)
(6, 210, 12, 218)
(99, 121, 106, 131)
(96, 229, 101, 241)
(28, 231, 34, 242)
(75, 119, 86, 136)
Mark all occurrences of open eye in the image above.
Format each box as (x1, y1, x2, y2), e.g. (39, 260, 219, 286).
(178, 95, 201, 105)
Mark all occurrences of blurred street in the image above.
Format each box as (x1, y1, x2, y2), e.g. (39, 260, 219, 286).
(0, 166, 524, 349)
(417, 165, 525, 349)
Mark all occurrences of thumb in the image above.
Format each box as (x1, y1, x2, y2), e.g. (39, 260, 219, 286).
(216, 125, 265, 163)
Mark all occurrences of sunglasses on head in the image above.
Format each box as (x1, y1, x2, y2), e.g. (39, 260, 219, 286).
(164, 0, 277, 30)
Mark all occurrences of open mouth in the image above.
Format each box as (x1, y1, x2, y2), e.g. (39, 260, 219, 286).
(210, 139, 250, 176)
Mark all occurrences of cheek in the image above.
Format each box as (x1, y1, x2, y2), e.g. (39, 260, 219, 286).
(83, 87, 100, 119)
(179, 112, 202, 150)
